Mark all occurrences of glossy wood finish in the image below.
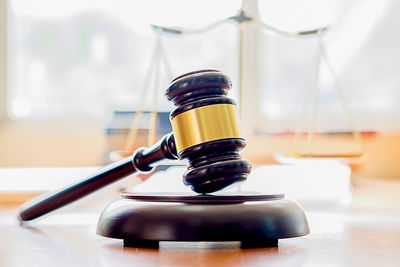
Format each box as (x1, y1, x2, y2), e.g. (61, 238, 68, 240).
(96, 195, 309, 248)
(18, 133, 177, 221)
(18, 70, 251, 221)
(120, 192, 284, 203)
(166, 70, 251, 193)
(2, 178, 400, 267)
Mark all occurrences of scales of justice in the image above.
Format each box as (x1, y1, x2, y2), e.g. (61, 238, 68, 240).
(18, 3, 364, 248)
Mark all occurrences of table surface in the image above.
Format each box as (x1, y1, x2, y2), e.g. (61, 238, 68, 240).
(1, 178, 400, 267)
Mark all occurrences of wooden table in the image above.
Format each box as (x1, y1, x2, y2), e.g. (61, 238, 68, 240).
(1, 178, 400, 267)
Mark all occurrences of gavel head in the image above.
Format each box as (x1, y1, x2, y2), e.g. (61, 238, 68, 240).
(166, 69, 252, 194)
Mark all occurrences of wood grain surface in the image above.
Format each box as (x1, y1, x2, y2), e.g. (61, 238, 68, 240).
(1, 178, 400, 267)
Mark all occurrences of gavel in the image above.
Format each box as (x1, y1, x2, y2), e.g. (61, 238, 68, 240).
(18, 70, 252, 221)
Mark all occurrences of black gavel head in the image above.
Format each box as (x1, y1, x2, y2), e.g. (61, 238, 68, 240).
(166, 70, 252, 194)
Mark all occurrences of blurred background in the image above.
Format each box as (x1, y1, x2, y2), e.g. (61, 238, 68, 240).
(1, 0, 400, 184)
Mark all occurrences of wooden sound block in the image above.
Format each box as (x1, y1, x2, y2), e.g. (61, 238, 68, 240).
(96, 193, 309, 249)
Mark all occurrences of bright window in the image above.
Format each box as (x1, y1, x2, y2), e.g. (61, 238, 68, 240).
(7, 0, 400, 132)
(8, 0, 240, 119)
(256, 0, 400, 132)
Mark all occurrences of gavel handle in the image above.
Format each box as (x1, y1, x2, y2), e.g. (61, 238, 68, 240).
(18, 133, 177, 222)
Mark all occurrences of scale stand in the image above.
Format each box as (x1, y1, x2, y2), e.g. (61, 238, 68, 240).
(96, 193, 309, 248)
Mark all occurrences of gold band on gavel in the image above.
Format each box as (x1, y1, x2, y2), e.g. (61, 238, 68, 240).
(171, 104, 241, 153)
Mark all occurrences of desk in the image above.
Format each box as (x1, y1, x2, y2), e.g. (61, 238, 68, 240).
(1, 178, 400, 267)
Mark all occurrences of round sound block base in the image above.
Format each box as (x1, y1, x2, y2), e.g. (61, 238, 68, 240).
(122, 237, 278, 249)
(96, 193, 309, 248)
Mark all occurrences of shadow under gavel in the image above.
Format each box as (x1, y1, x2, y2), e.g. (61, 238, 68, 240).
(18, 69, 252, 222)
